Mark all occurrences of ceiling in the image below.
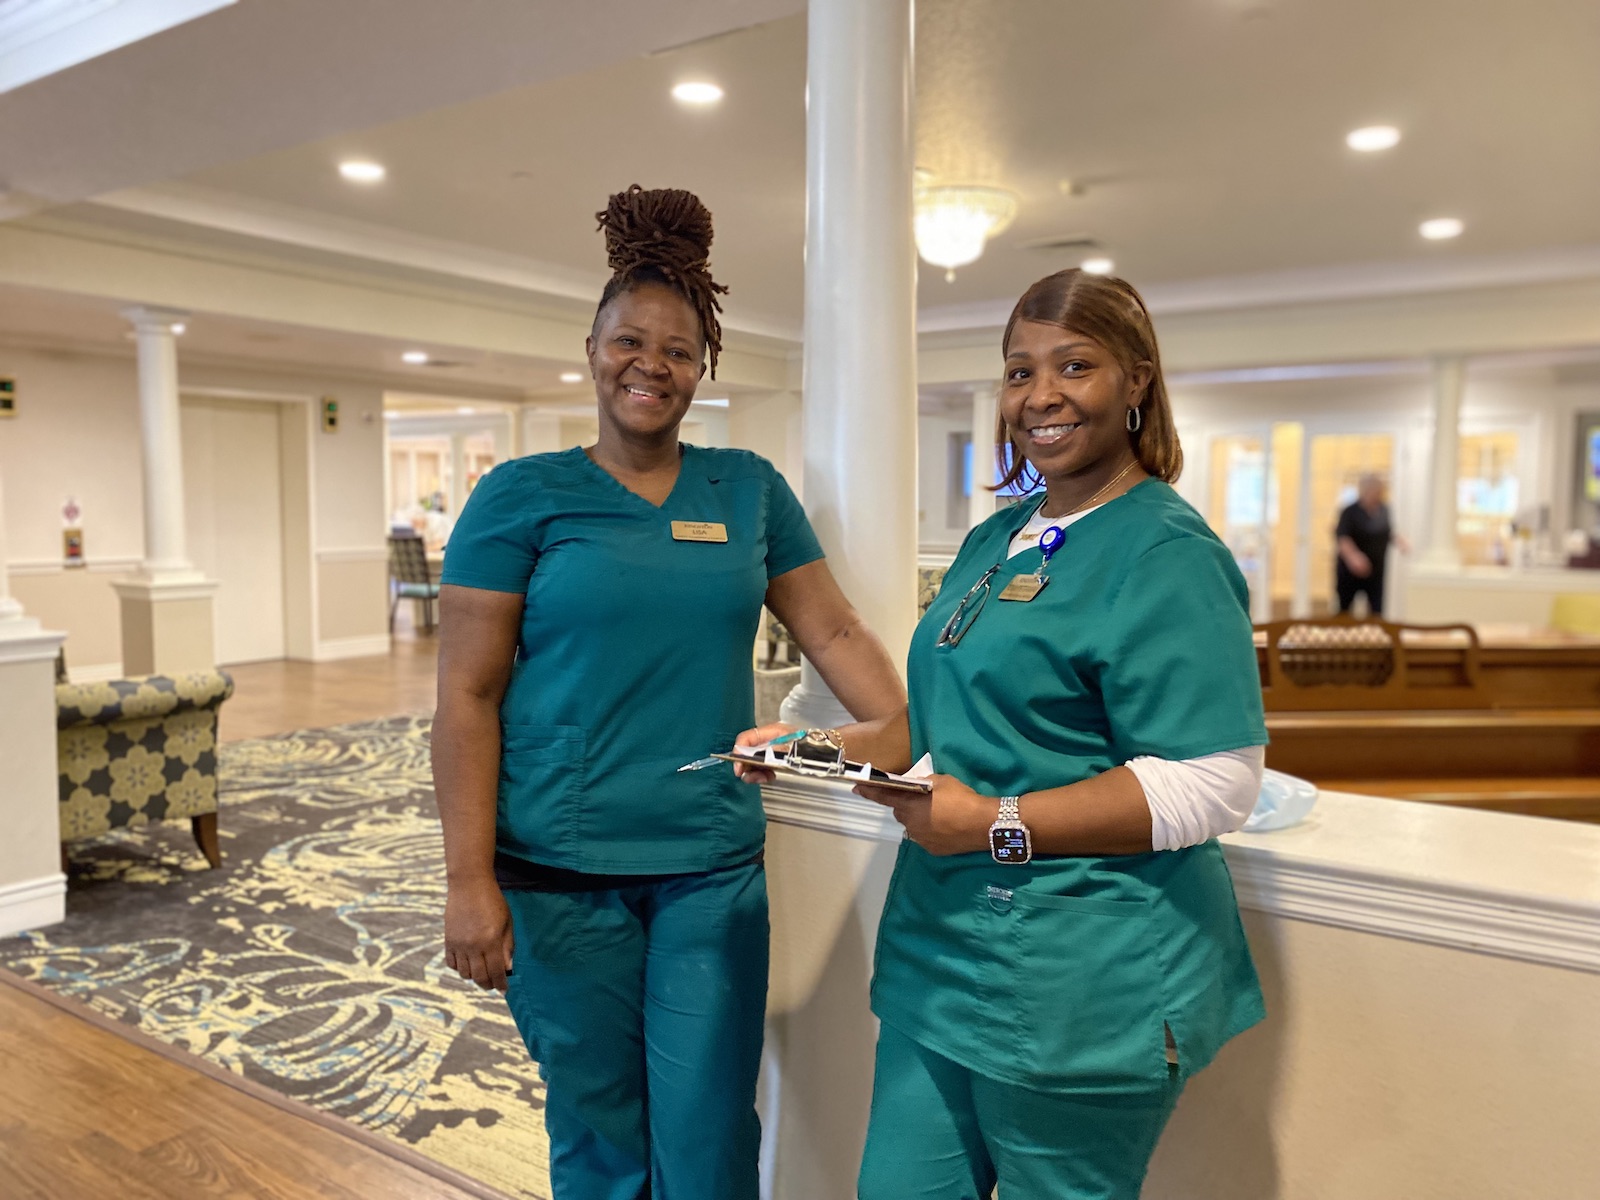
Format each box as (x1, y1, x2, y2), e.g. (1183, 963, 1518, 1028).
(0, 283, 597, 399)
(0, 0, 802, 212)
(4, 0, 1599, 360)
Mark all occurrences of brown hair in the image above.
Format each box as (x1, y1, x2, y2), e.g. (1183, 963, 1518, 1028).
(593, 184, 729, 377)
(993, 268, 1181, 492)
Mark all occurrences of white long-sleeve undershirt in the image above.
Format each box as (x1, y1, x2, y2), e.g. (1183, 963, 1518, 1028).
(1126, 746, 1265, 851)
(1004, 500, 1264, 851)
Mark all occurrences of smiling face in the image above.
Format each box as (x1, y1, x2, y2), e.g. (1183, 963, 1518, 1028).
(585, 283, 706, 444)
(1000, 320, 1152, 492)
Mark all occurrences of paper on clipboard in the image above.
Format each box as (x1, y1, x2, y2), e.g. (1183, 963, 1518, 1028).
(706, 740, 934, 793)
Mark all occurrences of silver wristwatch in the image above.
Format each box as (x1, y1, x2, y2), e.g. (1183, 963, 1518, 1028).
(989, 795, 1032, 865)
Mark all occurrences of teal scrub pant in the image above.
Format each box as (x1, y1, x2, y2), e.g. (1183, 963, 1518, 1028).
(501, 863, 768, 1200)
(858, 1024, 1183, 1200)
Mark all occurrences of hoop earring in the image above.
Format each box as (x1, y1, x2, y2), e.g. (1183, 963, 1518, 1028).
(1126, 406, 1143, 433)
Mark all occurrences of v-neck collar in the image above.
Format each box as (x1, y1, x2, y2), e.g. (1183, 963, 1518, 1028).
(575, 443, 695, 511)
(993, 477, 1157, 570)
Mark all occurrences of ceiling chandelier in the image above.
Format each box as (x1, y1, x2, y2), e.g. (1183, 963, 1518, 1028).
(913, 185, 1018, 282)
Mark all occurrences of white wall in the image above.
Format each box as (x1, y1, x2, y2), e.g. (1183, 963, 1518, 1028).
(0, 342, 421, 670)
(728, 391, 803, 491)
(916, 406, 974, 555)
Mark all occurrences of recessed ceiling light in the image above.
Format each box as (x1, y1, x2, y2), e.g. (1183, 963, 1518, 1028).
(171, 323, 186, 335)
(456, 406, 476, 416)
(672, 81, 723, 106)
(1420, 217, 1464, 240)
(382, 410, 398, 419)
(559, 371, 585, 384)
(339, 160, 386, 184)
(402, 350, 429, 364)
(1080, 257, 1115, 275)
(1347, 125, 1401, 152)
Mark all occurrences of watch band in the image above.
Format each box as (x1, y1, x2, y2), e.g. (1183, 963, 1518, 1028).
(998, 795, 1022, 822)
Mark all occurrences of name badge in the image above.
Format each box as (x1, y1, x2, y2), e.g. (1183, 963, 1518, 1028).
(998, 575, 1047, 602)
(670, 520, 728, 544)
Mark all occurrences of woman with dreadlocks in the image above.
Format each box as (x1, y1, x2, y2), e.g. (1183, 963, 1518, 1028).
(431, 185, 905, 1199)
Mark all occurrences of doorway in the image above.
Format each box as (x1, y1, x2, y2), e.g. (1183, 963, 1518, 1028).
(1205, 423, 1399, 618)
(181, 396, 288, 664)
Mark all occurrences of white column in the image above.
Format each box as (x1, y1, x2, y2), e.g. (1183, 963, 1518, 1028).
(448, 432, 468, 518)
(968, 383, 998, 529)
(123, 306, 199, 581)
(780, 0, 917, 730)
(114, 305, 217, 673)
(1420, 356, 1465, 571)
(0, 457, 68, 936)
(762, 2, 915, 1197)
(0, 458, 27, 627)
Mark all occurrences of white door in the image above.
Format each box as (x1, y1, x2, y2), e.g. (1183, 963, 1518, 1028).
(181, 397, 286, 664)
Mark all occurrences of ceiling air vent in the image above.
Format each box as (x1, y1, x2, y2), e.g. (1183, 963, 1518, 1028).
(1016, 235, 1101, 254)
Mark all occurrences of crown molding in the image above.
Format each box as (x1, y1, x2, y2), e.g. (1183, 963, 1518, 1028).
(0, 328, 536, 403)
(917, 244, 1600, 336)
(91, 183, 805, 345)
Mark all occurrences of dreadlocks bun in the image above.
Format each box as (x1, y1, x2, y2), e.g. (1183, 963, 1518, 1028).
(595, 184, 728, 377)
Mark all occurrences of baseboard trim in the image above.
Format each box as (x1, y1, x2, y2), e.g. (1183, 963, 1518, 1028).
(316, 546, 389, 564)
(312, 634, 393, 662)
(0, 873, 66, 938)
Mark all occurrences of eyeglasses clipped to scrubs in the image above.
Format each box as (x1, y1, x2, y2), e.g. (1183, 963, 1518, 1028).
(937, 564, 998, 648)
(937, 524, 1065, 648)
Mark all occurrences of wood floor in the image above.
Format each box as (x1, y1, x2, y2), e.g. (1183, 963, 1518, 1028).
(3, 628, 494, 1199)
(0, 972, 501, 1200)
(220, 628, 438, 743)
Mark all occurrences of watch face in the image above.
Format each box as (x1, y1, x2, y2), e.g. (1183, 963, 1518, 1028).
(990, 823, 1032, 864)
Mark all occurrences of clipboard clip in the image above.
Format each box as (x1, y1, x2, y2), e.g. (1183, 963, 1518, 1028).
(766, 730, 849, 778)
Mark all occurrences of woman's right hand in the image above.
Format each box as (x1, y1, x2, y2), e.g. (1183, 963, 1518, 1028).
(731, 722, 799, 784)
(444, 876, 514, 993)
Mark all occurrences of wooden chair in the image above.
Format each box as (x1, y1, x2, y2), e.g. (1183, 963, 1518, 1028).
(1256, 617, 1491, 711)
(388, 532, 440, 633)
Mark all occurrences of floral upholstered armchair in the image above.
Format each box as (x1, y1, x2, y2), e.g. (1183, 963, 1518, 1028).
(56, 671, 235, 869)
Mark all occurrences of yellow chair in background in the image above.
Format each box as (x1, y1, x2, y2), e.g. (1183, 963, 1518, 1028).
(1549, 594, 1600, 636)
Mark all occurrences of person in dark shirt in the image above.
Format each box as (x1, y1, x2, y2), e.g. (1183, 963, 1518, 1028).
(1335, 474, 1409, 615)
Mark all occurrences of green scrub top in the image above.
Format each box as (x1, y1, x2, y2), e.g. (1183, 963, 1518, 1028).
(441, 445, 823, 875)
(871, 479, 1268, 1093)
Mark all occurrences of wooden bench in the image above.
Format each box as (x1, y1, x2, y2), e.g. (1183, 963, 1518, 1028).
(1255, 618, 1600, 824)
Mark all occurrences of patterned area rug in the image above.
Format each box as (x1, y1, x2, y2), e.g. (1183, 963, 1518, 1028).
(0, 715, 551, 1200)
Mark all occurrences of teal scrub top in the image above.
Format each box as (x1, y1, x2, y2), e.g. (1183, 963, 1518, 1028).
(871, 479, 1268, 1093)
(441, 445, 823, 875)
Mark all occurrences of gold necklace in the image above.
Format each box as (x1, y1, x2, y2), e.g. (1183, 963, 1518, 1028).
(1040, 458, 1140, 521)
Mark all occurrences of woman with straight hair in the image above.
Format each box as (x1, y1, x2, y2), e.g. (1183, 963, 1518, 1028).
(433, 184, 904, 1200)
(739, 267, 1267, 1199)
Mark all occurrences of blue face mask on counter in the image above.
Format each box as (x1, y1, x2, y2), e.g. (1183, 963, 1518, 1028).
(1242, 769, 1320, 833)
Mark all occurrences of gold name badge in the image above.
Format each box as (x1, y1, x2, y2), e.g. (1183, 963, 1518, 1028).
(998, 575, 1047, 602)
(670, 520, 729, 543)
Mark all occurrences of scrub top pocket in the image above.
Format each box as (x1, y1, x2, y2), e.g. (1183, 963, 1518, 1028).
(498, 725, 586, 859)
(999, 887, 1171, 1088)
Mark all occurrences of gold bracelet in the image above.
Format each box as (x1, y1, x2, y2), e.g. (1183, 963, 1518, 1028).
(805, 727, 846, 751)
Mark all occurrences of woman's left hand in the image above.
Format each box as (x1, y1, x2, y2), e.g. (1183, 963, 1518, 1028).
(855, 774, 994, 856)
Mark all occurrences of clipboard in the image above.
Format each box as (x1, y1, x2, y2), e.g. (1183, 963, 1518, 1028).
(707, 748, 933, 794)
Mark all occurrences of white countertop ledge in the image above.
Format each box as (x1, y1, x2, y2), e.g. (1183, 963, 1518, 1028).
(762, 780, 1600, 975)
